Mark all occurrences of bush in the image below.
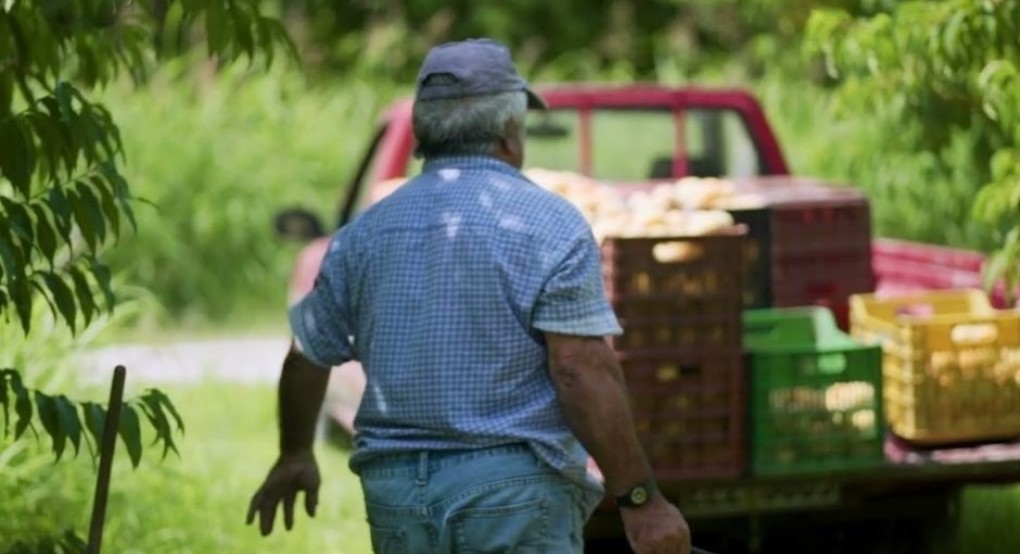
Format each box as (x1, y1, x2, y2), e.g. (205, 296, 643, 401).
(96, 60, 406, 330)
(752, 76, 997, 251)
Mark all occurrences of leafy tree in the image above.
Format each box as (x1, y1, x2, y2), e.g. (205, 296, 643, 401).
(806, 0, 1020, 304)
(0, 0, 295, 543)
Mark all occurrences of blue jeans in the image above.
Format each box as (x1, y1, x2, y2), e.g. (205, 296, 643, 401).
(358, 443, 603, 553)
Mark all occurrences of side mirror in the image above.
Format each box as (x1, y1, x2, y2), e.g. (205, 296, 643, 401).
(274, 208, 326, 242)
(526, 120, 570, 139)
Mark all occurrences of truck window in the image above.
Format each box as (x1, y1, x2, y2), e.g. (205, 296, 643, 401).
(592, 109, 675, 181)
(524, 110, 581, 172)
(591, 108, 763, 181)
(685, 108, 762, 178)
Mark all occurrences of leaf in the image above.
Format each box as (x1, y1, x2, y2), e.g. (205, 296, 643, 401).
(83, 402, 106, 450)
(68, 186, 98, 253)
(41, 97, 80, 175)
(31, 204, 58, 266)
(92, 174, 120, 239)
(46, 185, 75, 244)
(10, 271, 32, 335)
(35, 391, 66, 460)
(69, 265, 96, 326)
(0, 197, 34, 250)
(41, 271, 77, 333)
(0, 371, 9, 436)
(60, 529, 88, 552)
(233, 10, 256, 65)
(31, 279, 58, 321)
(118, 403, 143, 468)
(54, 81, 75, 123)
(54, 395, 82, 457)
(140, 392, 178, 458)
(90, 259, 115, 311)
(98, 162, 136, 232)
(26, 111, 67, 183)
(206, 0, 227, 55)
(150, 388, 185, 433)
(11, 373, 33, 439)
(73, 95, 117, 164)
(0, 117, 32, 196)
(984, 250, 1009, 291)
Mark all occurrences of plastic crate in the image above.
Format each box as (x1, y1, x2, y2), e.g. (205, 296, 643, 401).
(722, 181, 874, 322)
(850, 289, 1020, 446)
(601, 227, 748, 354)
(772, 272, 876, 332)
(620, 349, 747, 480)
(728, 208, 771, 309)
(743, 307, 885, 475)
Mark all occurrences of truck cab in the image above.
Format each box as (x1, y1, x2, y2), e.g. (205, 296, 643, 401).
(280, 84, 795, 299)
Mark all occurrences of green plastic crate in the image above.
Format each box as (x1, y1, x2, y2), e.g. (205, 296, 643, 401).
(744, 307, 885, 475)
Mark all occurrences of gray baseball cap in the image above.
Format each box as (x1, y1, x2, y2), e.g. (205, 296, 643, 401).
(415, 38, 548, 110)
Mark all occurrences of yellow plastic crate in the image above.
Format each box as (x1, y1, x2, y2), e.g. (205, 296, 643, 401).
(849, 289, 1020, 446)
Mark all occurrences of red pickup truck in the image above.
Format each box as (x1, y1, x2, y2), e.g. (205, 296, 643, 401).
(275, 84, 1020, 553)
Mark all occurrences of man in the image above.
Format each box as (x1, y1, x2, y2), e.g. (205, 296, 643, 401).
(247, 38, 691, 554)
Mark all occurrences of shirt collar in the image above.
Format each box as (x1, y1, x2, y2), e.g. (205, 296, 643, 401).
(421, 155, 523, 177)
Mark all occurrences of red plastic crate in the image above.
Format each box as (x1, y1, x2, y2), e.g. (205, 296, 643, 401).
(619, 349, 747, 480)
(769, 200, 871, 255)
(601, 228, 748, 353)
(762, 191, 875, 330)
(771, 243, 876, 331)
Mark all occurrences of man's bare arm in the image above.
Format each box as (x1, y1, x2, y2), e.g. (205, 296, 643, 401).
(278, 341, 331, 455)
(545, 332, 652, 496)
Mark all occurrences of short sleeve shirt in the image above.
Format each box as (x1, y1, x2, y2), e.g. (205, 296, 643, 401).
(288, 156, 622, 493)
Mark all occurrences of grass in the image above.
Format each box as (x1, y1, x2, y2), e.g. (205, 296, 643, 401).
(0, 379, 371, 554)
(960, 486, 1020, 554)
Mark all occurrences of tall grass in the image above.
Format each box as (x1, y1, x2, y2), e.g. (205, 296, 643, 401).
(95, 60, 408, 332)
(1, 381, 370, 553)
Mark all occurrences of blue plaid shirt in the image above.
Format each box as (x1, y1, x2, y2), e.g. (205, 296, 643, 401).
(289, 156, 622, 493)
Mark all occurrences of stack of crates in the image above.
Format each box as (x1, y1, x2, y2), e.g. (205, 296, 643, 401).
(601, 226, 749, 479)
(850, 289, 1020, 446)
(743, 307, 885, 474)
(721, 178, 875, 330)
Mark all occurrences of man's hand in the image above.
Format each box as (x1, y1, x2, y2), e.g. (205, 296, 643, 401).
(621, 493, 691, 554)
(246, 450, 321, 536)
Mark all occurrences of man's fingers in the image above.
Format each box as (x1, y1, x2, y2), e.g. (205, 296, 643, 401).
(283, 491, 297, 531)
(245, 492, 260, 526)
(305, 488, 319, 517)
(259, 498, 277, 536)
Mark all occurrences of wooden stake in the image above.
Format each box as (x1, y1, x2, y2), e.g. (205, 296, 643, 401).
(87, 365, 126, 554)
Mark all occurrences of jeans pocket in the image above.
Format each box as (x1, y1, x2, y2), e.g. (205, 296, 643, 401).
(452, 498, 548, 554)
(368, 523, 406, 554)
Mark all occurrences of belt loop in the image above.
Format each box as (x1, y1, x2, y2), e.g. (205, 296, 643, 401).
(416, 451, 428, 486)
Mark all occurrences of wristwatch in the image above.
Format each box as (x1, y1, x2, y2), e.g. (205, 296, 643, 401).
(615, 479, 657, 508)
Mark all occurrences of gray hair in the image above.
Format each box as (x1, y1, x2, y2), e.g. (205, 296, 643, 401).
(412, 91, 527, 158)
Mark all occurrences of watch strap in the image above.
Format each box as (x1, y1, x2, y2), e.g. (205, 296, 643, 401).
(615, 479, 657, 508)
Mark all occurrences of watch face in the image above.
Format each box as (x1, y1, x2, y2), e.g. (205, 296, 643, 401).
(630, 486, 648, 505)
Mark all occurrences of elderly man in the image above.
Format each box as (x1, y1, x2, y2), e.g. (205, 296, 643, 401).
(247, 38, 691, 554)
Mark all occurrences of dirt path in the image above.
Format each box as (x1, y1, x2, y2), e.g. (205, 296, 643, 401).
(77, 335, 292, 385)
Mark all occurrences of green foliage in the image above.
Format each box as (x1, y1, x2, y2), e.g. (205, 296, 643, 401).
(0, 1, 297, 547)
(0, 379, 186, 470)
(91, 62, 402, 325)
(805, 0, 1020, 304)
(270, 0, 829, 81)
(0, 381, 372, 553)
(2, 531, 86, 554)
(0, 0, 297, 331)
